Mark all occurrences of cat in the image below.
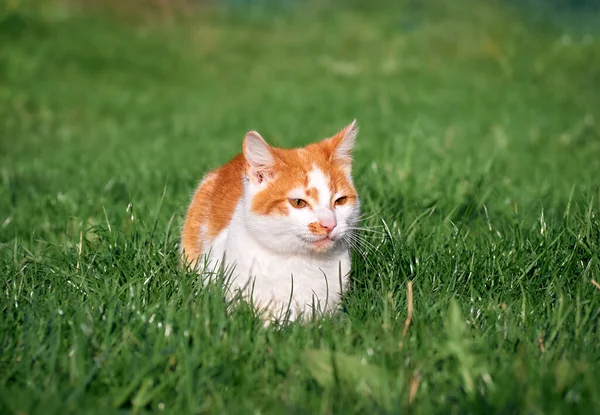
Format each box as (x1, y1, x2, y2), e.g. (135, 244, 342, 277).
(180, 120, 360, 321)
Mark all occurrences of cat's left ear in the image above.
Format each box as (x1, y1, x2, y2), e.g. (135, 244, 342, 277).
(324, 119, 358, 168)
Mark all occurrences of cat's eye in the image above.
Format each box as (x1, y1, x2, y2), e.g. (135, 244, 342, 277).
(335, 196, 348, 206)
(289, 198, 308, 209)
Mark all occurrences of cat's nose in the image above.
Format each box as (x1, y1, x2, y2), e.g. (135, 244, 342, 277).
(318, 210, 337, 234)
(320, 222, 336, 234)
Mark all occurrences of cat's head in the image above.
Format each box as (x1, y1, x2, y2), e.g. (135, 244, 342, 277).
(241, 120, 360, 255)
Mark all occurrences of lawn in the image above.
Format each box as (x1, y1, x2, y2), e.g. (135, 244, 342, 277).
(1, 0, 600, 413)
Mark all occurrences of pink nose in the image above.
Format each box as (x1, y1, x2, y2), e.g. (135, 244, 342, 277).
(319, 215, 337, 234)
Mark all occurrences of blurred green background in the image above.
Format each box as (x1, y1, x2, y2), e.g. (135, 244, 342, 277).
(1, 0, 599, 239)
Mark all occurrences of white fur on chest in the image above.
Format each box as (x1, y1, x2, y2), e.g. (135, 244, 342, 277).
(202, 203, 351, 320)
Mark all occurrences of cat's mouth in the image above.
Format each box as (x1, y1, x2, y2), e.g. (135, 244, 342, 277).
(309, 236, 335, 251)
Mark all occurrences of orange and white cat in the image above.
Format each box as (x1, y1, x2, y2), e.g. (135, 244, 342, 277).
(181, 120, 360, 321)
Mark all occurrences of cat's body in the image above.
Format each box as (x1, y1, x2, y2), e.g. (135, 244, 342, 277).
(181, 121, 360, 321)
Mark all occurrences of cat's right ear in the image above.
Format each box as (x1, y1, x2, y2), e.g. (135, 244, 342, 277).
(243, 131, 275, 185)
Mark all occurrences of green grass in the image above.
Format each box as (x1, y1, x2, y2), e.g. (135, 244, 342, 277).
(1, 0, 600, 413)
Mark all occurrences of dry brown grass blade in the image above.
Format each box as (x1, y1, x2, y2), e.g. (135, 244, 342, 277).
(591, 279, 600, 290)
(402, 280, 414, 338)
(538, 332, 545, 354)
(76, 231, 83, 271)
(409, 370, 420, 405)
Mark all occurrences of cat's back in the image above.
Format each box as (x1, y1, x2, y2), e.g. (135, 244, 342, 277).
(181, 154, 245, 267)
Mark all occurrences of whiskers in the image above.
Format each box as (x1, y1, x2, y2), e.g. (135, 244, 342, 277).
(342, 212, 388, 270)
(354, 207, 384, 223)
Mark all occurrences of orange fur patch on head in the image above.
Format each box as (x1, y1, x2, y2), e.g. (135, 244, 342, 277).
(250, 165, 305, 215)
(305, 187, 319, 202)
(250, 144, 357, 215)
